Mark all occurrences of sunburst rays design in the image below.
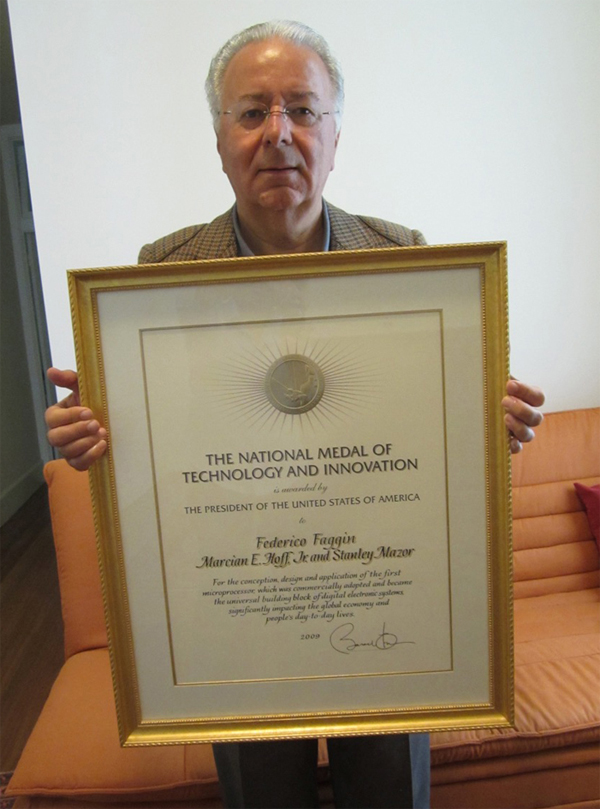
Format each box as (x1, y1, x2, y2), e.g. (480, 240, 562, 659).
(208, 336, 382, 435)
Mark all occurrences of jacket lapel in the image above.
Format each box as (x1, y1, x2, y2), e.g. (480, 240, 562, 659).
(187, 209, 239, 259)
(327, 201, 375, 251)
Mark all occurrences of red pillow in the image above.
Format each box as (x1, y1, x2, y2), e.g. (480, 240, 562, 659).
(574, 482, 600, 551)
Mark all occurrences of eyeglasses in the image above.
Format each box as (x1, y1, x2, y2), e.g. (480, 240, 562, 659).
(221, 101, 333, 130)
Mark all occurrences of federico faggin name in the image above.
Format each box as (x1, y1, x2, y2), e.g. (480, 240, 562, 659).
(196, 532, 416, 570)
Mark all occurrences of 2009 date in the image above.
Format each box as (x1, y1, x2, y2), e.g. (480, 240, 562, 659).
(300, 633, 321, 640)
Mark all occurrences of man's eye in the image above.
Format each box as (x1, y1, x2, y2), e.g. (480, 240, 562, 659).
(289, 106, 315, 118)
(240, 108, 266, 120)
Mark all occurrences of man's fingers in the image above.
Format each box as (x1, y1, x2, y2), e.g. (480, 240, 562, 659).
(45, 404, 94, 430)
(503, 379, 545, 441)
(506, 378, 546, 409)
(47, 418, 106, 449)
(45, 404, 108, 471)
(502, 378, 545, 454)
(59, 434, 106, 463)
(509, 435, 523, 455)
(47, 367, 81, 401)
(65, 440, 108, 472)
(504, 411, 535, 443)
(45, 368, 107, 471)
(502, 395, 544, 430)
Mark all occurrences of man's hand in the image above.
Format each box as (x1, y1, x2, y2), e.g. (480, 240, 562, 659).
(502, 378, 545, 454)
(45, 367, 107, 471)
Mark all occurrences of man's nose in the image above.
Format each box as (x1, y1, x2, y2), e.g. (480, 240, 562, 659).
(262, 108, 293, 146)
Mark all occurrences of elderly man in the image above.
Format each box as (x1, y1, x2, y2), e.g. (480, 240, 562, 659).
(45, 20, 544, 809)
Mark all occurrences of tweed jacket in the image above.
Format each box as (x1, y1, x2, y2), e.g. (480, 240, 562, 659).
(138, 201, 425, 263)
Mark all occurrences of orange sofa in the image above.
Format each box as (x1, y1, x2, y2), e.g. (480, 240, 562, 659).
(7, 408, 600, 809)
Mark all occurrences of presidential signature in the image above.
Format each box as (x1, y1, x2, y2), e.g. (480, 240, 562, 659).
(329, 622, 416, 655)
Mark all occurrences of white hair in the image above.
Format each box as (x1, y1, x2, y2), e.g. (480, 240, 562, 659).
(205, 20, 344, 132)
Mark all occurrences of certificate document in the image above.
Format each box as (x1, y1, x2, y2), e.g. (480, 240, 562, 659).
(143, 309, 450, 684)
(69, 243, 513, 745)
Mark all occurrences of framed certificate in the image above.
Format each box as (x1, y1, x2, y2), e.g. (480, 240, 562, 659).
(69, 242, 513, 746)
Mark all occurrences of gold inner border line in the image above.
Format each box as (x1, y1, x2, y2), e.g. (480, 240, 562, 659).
(137, 308, 454, 688)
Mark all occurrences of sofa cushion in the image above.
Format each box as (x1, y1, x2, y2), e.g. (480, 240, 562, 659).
(511, 408, 600, 489)
(44, 461, 107, 658)
(431, 746, 600, 809)
(6, 648, 328, 803)
(430, 589, 600, 765)
(6, 648, 220, 802)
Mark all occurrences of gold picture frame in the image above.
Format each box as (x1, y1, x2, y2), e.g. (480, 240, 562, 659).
(69, 242, 513, 746)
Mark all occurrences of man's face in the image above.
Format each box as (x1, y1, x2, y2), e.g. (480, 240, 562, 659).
(216, 38, 340, 223)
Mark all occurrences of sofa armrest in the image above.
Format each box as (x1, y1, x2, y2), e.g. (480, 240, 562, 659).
(44, 460, 108, 658)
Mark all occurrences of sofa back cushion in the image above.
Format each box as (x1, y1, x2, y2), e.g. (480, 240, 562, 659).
(511, 408, 600, 598)
(44, 460, 108, 658)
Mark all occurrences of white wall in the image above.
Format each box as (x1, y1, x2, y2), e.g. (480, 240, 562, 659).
(8, 0, 600, 412)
